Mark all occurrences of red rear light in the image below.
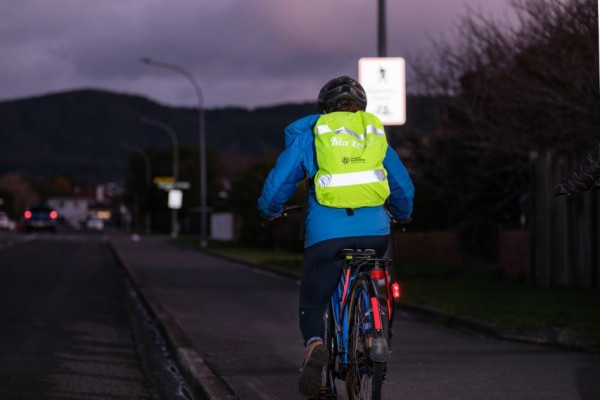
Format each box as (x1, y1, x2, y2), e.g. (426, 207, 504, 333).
(24, 211, 32, 219)
(370, 269, 384, 280)
(391, 282, 401, 299)
(50, 211, 58, 219)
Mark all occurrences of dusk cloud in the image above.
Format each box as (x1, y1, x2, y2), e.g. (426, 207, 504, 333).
(1, 0, 514, 108)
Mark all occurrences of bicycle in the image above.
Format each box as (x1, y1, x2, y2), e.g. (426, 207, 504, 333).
(264, 205, 404, 400)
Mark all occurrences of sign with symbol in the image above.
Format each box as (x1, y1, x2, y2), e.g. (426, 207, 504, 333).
(168, 189, 183, 209)
(358, 57, 406, 125)
(153, 176, 190, 191)
(156, 182, 191, 190)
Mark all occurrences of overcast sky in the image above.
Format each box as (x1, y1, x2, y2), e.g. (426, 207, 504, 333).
(1, 0, 515, 109)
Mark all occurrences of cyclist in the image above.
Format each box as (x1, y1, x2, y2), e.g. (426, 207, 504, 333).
(257, 76, 414, 397)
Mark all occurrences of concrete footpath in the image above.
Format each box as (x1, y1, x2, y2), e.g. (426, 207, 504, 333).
(110, 234, 238, 400)
(108, 233, 593, 400)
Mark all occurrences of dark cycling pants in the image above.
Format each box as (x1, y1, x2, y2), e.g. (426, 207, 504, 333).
(299, 235, 390, 346)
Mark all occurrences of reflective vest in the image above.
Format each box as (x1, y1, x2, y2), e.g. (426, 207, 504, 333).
(313, 111, 390, 208)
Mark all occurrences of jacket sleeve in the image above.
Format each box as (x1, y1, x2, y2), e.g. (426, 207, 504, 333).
(383, 147, 414, 220)
(556, 143, 600, 196)
(258, 116, 318, 217)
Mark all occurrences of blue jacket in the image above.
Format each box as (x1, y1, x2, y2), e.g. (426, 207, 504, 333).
(258, 114, 414, 248)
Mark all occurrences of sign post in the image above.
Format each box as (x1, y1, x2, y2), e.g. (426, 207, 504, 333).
(358, 57, 406, 125)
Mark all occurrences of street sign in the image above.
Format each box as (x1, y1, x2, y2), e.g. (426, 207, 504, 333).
(156, 181, 191, 190)
(168, 189, 182, 209)
(358, 57, 406, 125)
(153, 176, 174, 185)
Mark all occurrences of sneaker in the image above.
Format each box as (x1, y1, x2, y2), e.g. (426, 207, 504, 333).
(298, 340, 328, 397)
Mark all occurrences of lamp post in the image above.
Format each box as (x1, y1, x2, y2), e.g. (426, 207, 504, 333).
(378, 0, 387, 57)
(121, 143, 152, 234)
(140, 116, 179, 238)
(140, 57, 208, 248)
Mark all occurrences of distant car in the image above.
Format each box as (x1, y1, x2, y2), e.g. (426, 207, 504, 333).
(86, 218, 104, 231)
(0, 212, 10, 230)
(22, 205, 58, 233)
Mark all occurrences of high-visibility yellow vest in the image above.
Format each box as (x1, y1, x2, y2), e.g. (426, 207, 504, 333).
(313, 111, 390, 208)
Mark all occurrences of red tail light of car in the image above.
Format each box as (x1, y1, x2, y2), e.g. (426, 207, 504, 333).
(50, 211, 58, 219)
(24, 210, 32, 219)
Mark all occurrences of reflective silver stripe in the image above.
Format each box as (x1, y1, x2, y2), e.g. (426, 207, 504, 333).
(317, 125, 332, 135)
(366, 124, 385, 136)
(317, 169, 386, 188)
(316, 124, 385, 140)
(333, 127, 364, 140)
(316, 125, 364, 140)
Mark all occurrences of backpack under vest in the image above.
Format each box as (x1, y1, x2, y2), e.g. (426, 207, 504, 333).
(313, 111, 390, 209)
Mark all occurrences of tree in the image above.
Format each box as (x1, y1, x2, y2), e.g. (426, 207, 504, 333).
(122, 145, 221, 233)
(228, 157, 305, 250)
(409, 0, 599, 229)
(0, 173, 39, 217)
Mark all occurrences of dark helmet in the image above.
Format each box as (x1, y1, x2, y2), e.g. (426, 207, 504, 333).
(316, 76, 367, 113)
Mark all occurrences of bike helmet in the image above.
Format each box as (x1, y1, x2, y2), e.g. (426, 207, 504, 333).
(316, 76, 367, 113)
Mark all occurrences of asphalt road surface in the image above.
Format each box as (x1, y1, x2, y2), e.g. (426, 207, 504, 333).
(0, 231, 188, 400)
(3, 230, 600, 400)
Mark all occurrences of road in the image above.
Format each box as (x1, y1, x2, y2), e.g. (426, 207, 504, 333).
(0, 230, 189, 400)
(2, 230, 599, 399)
(111, 235, 600, 400)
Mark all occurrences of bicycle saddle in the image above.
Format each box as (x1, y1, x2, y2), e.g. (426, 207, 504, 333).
(339, 248, 376, 258)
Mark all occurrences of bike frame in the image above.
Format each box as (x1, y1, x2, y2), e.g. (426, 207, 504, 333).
(326, 250, 397, 385)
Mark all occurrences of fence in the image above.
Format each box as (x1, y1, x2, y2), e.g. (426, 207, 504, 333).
(391, 231, 461, 265)
(392, 229, 531, 280)
(530, 149, 600, 287)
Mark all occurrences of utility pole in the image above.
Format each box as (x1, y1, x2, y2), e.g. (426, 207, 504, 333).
(140, 117, 180, 239)
(378, 0, 387, 57)
(140, 57, 208, 247)
(121, 143, 152, 235)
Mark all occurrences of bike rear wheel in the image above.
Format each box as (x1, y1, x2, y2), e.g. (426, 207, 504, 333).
(345, 275, 386, 400)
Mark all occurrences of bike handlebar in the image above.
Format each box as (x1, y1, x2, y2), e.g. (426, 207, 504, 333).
(260, 205, 304, 227)
(261, 205, 412, 228)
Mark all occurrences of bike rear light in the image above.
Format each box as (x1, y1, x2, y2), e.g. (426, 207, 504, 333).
(391, 282, 401, 299)
(24, 211, 32, 219)
(370, 297, 382, 330)
(50, 211, 58, 219)
(370, 269, 384, 281)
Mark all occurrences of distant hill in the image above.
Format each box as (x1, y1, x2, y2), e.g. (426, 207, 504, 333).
(0, 89, 437, 183)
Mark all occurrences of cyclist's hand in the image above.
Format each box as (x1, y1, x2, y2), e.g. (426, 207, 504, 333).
(259, 211, 272, 219)
(260, 205, 302, 228)
(391, 217, 411, 232)
(260, 212, 283, 228)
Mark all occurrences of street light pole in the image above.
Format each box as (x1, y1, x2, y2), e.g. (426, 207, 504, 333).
(121, 143, 152, 234)
(140, 57, 208, 248)
(378, 0, 387, 57)
(140, 116, 179, 238)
